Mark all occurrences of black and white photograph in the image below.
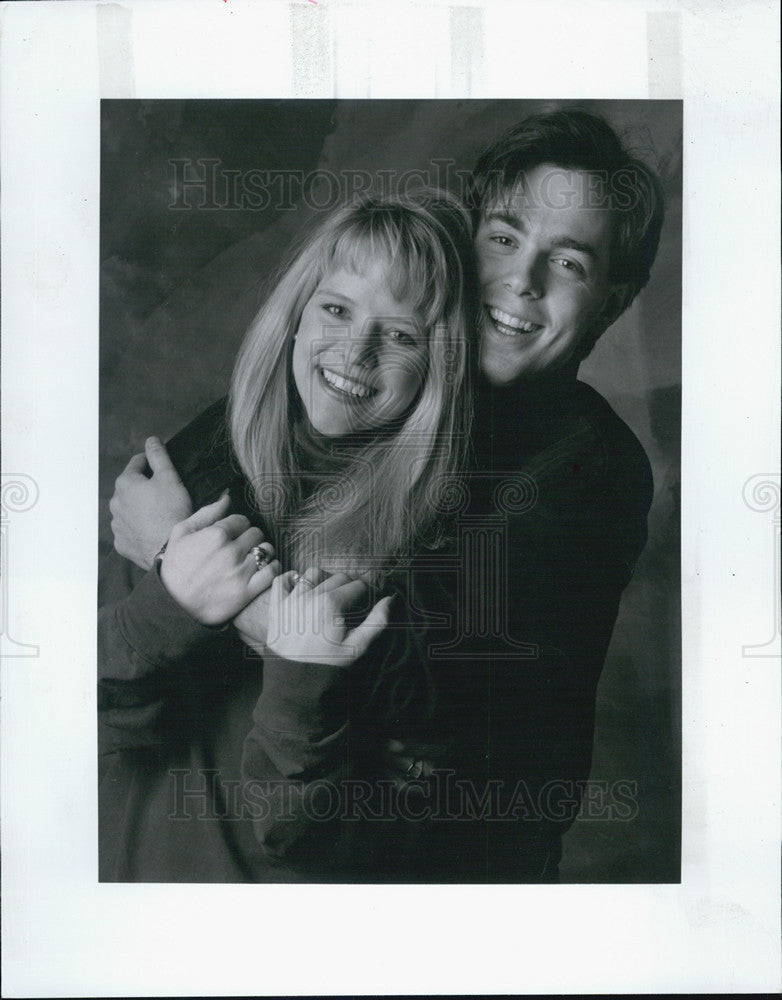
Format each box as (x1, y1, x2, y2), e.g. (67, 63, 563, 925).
(98, 98, 682, 885)
(2, 2, 779, 996)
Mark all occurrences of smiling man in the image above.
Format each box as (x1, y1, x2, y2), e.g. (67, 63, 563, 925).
(476, 163, 628, 382)
(378, 112, 665, 884)
(422, 108, 666, 881)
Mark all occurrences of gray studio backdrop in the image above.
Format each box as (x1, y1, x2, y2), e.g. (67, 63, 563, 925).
(100, 98, 682, 882)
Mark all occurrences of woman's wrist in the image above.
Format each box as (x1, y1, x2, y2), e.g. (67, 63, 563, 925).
(156, 558, 230, 632)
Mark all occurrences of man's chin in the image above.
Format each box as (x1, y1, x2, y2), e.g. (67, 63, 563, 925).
(479, 326, 581, 385)
(479, 335, 535, 385)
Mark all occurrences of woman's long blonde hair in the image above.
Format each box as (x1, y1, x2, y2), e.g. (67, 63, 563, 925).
(228, 190, 478, 582)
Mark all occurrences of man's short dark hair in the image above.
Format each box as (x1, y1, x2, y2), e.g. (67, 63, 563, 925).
(468, 108, 665, 309)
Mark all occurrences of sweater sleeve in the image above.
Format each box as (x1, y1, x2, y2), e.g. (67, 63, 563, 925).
(239, 595, 437, 870)
(99, 559, 223, 681)
(240, 652, 353, 859)
(98, 552, 229, 752)
(98, 399, 238, 753)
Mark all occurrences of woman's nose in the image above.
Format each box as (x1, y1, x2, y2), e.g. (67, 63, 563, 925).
(348, 319, 381, 364)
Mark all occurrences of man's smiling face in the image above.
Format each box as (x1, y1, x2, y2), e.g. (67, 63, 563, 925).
(475, 162, 625, 385)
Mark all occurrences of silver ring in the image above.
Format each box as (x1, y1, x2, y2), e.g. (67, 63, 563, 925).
(294, 573, 315, 588)
(251, 545, 270, 571)
(405, 759, 425, 780)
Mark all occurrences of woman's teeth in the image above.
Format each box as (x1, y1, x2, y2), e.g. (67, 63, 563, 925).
(489, 307, 541, 337)
(321, 367, 373, 398)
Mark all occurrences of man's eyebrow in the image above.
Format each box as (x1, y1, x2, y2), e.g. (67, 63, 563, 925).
(484, 208, 524, 229)
(551, 236, 600, 260)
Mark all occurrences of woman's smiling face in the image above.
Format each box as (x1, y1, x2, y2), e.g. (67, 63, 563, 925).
(292, 261, 428, 437)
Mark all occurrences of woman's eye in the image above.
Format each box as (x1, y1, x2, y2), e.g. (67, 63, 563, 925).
(322, 303, 347, 317)
(387, 328, 416, 345)
(490, 234, 514, 247)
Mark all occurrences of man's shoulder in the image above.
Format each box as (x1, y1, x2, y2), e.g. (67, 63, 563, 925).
(510, 379, 653, 525)
(570, 381, 653, 500)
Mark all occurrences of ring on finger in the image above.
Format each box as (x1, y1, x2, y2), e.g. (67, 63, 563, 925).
(405, 759, 425, 780)
(251, 545, 271, 572)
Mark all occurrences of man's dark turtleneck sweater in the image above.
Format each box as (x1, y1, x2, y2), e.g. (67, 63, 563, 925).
(421, 368, 654, 876)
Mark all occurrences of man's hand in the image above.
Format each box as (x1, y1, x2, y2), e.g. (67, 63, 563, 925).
(110, 436, 194, 570)
(266, 568, 393, 667)
(380, 739, 446, 786)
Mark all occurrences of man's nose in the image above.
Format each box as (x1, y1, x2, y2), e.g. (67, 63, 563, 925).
(502, 248, 543, 299)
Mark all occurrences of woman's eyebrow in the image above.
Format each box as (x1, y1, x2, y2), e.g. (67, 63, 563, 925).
(315, 288, 356, 303)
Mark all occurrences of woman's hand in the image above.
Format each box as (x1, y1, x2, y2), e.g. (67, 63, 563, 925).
(110, 437, 194, 570)
(160, 494, 281, 626)
(266, 568, 393, 667)
(233, 589, 272, 651)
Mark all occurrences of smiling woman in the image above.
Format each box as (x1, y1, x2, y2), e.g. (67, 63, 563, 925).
(292, 262, 429, 437)
(98, 189, 482, 882)
(229, 191, 476, 579)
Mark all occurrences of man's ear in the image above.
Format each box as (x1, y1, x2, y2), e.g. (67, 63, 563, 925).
(594, 283, 634, 335)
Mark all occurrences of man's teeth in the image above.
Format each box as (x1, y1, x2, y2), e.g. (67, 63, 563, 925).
(321, 367, 372, 398)
(489, 307, 541, 335)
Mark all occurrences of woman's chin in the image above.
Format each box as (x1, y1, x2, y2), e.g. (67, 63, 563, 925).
(306, 405, 385, 438)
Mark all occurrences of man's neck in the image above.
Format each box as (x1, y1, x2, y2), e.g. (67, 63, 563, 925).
(478, 361, 581, 400)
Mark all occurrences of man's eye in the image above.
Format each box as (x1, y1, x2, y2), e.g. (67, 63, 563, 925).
(489, 234, 514, 247)
(552, 257, 584, 275)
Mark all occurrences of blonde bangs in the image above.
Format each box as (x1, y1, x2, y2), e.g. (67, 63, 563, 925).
(325, 210, 452, 330)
